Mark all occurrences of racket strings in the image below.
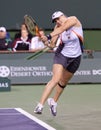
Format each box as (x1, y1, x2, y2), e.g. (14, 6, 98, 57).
(24, 15, 41, 37)
(24, 15, 36, 35)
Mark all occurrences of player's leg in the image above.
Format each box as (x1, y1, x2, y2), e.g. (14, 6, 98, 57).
(48, 56, 81, 115)
(34, 64, 64, 114)
(47, 69, 73, 116)
(54, 70, 73, 102)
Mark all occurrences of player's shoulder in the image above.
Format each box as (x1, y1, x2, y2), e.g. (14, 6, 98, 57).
(67, 16, 80, 25)
(67, 16, 78, 20)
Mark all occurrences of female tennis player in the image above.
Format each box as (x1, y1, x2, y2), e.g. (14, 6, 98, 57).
(34, 11, 84, 116)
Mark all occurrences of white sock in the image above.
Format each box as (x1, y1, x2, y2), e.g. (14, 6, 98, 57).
(38, 103, 43, 108)
(51, 98, 57, 106)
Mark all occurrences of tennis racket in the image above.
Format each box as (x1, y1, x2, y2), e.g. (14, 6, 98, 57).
(24, 15, 40, 36)
(24, 15, 51, 60)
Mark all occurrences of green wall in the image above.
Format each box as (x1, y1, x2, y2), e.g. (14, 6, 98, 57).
(84, 30, 101, 50)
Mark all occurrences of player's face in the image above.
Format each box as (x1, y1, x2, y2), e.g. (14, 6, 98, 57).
(54, 16, 64, 27)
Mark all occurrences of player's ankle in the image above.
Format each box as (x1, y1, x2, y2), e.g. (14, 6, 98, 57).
(50, 98, 57, 105)
(38, 103, 43, 108)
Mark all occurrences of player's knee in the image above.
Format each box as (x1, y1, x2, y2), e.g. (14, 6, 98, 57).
(58, 82, 66, 89)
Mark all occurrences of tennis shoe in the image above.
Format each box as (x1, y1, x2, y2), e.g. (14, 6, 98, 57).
(47, 98, 57, 116)
(34, 103, 43, 114)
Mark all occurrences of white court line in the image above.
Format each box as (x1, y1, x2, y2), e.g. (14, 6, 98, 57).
(15, 108, 56, 130)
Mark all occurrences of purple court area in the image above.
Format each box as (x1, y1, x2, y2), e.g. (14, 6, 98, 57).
(0, 108, 56, 130)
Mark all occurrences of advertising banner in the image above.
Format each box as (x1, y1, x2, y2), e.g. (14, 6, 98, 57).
(0, 53, 101, 84)
(0, 78, 11, 92)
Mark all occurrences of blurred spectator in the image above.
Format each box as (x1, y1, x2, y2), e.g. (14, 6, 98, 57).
(6, 32, 11, 39)
(30, 28, 46, 51)
(0, 27, 12, 51)
(12, 29, 31, 51)
(83, 49, 94, 59)
(14, 23, 33, 40)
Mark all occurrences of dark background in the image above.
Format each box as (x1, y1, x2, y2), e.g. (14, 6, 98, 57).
(0, 0, 100, 29)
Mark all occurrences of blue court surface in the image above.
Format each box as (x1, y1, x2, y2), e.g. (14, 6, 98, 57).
(0, 108, 56, 130)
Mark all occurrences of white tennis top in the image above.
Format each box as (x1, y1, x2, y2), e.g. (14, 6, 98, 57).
(61, 26, 83, 57)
